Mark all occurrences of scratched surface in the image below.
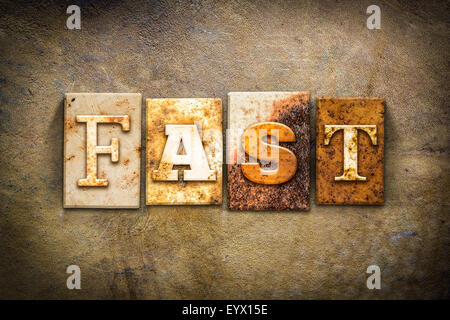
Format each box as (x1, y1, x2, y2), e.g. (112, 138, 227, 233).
(64, 93, 141, 208)
(227, 92, 310, 210)
(316, 97, 384, 205)
(0, 0, 448, 299)
(146, 98, 222, 205)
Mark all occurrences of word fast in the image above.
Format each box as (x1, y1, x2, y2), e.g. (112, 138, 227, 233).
(63, 93, 384, 208)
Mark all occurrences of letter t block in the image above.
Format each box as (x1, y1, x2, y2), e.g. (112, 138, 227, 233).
(316, 97, 384, 204)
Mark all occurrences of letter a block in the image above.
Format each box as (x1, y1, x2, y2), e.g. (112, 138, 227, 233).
(316, 97, 384, 204)
(64, 93, 141, 208)
(146, 98, 222, 205)
(227, 92, 310, 210)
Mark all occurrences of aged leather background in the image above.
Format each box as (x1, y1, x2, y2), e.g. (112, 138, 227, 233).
(0, 0, 448, 299)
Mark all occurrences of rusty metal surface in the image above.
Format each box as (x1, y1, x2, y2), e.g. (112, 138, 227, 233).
(227, 92, 310, 210)
(316, 97, 384, 204)
(146, 98, 222, 205)
(64, 93, 141, 208)
(0, 0, 449, 299)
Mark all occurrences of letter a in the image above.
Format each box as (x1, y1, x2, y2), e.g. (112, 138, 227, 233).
(66, 5, 81, 30)
(153, 124, 215, 181)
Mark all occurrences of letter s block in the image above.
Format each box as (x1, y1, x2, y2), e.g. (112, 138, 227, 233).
(63, 93, 141, 208)
(227, 92, 310, 210)
(316, 97, 384, 204)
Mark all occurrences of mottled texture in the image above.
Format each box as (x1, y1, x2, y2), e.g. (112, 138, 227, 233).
(316, 97, 384, 204)
(64, 93, 141, 208)
(0, 0, 448, 299)
(227, 92, 310, 210)
(146, 98, 222, 205)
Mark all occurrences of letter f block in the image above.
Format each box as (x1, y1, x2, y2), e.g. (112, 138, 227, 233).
(63, 93, 141, 208)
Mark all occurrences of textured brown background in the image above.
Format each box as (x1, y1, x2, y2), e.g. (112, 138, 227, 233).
(0, 0, 448, 299)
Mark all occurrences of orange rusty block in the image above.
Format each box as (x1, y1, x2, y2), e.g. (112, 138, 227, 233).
(316, 97, 384, 205)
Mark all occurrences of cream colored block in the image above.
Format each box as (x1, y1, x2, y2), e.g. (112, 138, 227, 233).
(64, 93, 141, 208)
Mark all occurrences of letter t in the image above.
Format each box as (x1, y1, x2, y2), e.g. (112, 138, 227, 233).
(324, 125, 377, 181)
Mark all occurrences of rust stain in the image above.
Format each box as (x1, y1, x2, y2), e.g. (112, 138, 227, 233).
(76, 115, 130, 187)
(227, 92, 310, 210)
(63, 93, 141, 208)
(146, 98, 222, 205)
(65, 155, 75, 162)
(316, 97, 384, 204)
(115, 98, 130, 107)
(64, 118, 78, 133)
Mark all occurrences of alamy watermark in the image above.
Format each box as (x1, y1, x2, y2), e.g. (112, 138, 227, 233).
(66, 265, 81, 289)
(366, 265, 381, 289)
(66, 5, 81, 30)
(366, 5, 381, 29)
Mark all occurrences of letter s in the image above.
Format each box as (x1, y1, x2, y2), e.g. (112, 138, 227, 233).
(241, 122, 297, 184)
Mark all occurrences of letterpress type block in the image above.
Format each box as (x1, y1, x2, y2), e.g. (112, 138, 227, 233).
(316, 97, 384, 204)
(227, 92, 310, 210)
(146, 98, 222, 205)
(64, 93, 141, 208)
